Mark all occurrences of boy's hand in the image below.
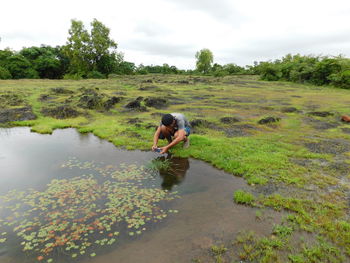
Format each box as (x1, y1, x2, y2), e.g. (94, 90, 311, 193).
(160, 147, 168, 154)
(151, 145, 158, 151)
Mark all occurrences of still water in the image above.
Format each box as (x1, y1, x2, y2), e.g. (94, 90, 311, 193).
(0, 128, 277, 263)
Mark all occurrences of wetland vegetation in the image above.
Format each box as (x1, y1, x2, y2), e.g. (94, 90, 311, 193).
(0, 74, 350, 262)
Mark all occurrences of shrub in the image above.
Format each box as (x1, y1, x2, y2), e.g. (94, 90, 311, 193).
(259, 62, 282, 81)
(86, 70, 105, 79)
(63, 73, 83, 80)
(0, 66, 12, 79)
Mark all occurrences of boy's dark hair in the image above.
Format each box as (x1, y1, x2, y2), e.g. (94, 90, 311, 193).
(161, 114, 174, 126)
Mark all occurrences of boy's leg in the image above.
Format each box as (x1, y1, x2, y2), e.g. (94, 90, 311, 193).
(183, 127, 190, 148)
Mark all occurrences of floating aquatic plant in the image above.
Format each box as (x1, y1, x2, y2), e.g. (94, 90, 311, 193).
(146, 158, 172, 172)
(0, 158, 180, 262)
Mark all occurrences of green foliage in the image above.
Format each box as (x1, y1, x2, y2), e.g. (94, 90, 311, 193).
(20, 45, 66, 79)
(63, 19, 91, 74)
(146, 158, 171, 171)
(211, 245, 227, 256)
(233, 190, 255, 205)
(86, 70, 105, 79)
(259, 62, 282, 81)
(114, 61, 136, 75)
(63, 73, 83, 80)
(0, 66, 12, 79)
(256, 54, 350, 88)
(6, 54, 39, 79)
(195, 48, 214, 73)
(272, 224, 293, 238)
(289, 239, 344, 263)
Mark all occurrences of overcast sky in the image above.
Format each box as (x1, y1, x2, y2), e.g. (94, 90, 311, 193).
(1, 0, 349, 69)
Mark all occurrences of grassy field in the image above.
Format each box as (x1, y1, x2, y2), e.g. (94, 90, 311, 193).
(1, 74, 350, 262)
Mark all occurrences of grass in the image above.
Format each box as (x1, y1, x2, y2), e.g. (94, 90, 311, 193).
(146, 158, 172, 171)
(1, 74, 350, 262)
(233, 190, 255, 205)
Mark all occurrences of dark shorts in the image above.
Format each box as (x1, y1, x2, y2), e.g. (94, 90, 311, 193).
(159, 127, 191, 139)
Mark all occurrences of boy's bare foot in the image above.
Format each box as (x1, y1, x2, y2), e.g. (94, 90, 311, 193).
(183, 137, 190, 148)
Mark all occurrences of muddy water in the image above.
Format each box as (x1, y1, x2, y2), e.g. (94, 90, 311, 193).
(0, 128, 280, 263)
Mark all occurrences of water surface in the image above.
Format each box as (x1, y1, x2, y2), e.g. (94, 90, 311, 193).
(0, 128, 279, 263)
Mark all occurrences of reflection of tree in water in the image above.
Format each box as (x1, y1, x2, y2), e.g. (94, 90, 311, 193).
(156, 154, 190, 191)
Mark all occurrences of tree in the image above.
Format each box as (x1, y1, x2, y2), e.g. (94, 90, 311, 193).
(90, 19, 119, 75)
(0, 49, 38, 79)
(20, 45, 66, 79)
(63, 19, 91, 75)
(195, 48, 213, 74)
(63, 19, 120, 77)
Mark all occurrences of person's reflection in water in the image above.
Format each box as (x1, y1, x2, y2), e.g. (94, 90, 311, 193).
(156, 154, 190, 191)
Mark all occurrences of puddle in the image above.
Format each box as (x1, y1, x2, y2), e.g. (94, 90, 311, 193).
(0, 128, 280, 263)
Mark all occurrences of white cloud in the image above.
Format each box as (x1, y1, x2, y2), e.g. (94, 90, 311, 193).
(0, 0, 349, 69)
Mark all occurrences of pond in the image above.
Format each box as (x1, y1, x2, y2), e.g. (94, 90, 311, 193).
(0, 128, 279, 263)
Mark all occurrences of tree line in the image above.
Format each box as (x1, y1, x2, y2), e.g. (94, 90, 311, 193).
(251, 54, 350, 89)
(0, 19, 349, 89)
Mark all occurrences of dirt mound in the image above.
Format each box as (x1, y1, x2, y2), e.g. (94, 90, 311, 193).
(41, 105, 80, 119)
(303, 117, 339, 130)
(139, 85, 160, 91)
(50, 87, 74, 94)
(281, 107, 298, 113)
(103, 96, 122, 110)
(0, 107, 36, 123)
(127, 118, 142, 124)
(78, 88, 104, 109)
(341, 128, 350, 134)
(39, 94, 55, 101)
(258, 117, 281, 124)
(0, 93, 24, 106)
(190, 119, 213, 128)
(191, 77, 210, 83)
(124, 97, 147, 111)
(176, 80, 190, 84)
(224, 124, 257, 137)
(77, 88, 121, 111)
(151, 112, 165, 117)
(308, 111, 333, 117)
(190, 119, 217, 134)
(220, 117, 241, 124)
(144, 97, 168, 109)
(304, 139, 350, 154)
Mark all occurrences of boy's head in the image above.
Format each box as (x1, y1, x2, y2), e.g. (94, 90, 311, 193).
(161, 114, 174, 126)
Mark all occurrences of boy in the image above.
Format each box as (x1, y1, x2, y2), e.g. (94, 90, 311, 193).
(152, 113, 190, 154)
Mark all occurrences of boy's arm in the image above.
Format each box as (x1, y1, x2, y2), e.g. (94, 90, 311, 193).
(161, 129, 185, 153)
(152, 126, 161, 150)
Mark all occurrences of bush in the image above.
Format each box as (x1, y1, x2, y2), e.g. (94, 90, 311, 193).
(86, 70, 105, 79)
(213, 70, 229, 77)
(329, 70, 350, 89)
(63, 73, 83, 80)
(108, 73, 121, 79)
(0, 66, 12, 79)
(259, 62, 282, 81)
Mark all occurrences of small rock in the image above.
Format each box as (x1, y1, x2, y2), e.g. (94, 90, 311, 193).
(258, 117, 281, 124)
(220, 117, 240, 124)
